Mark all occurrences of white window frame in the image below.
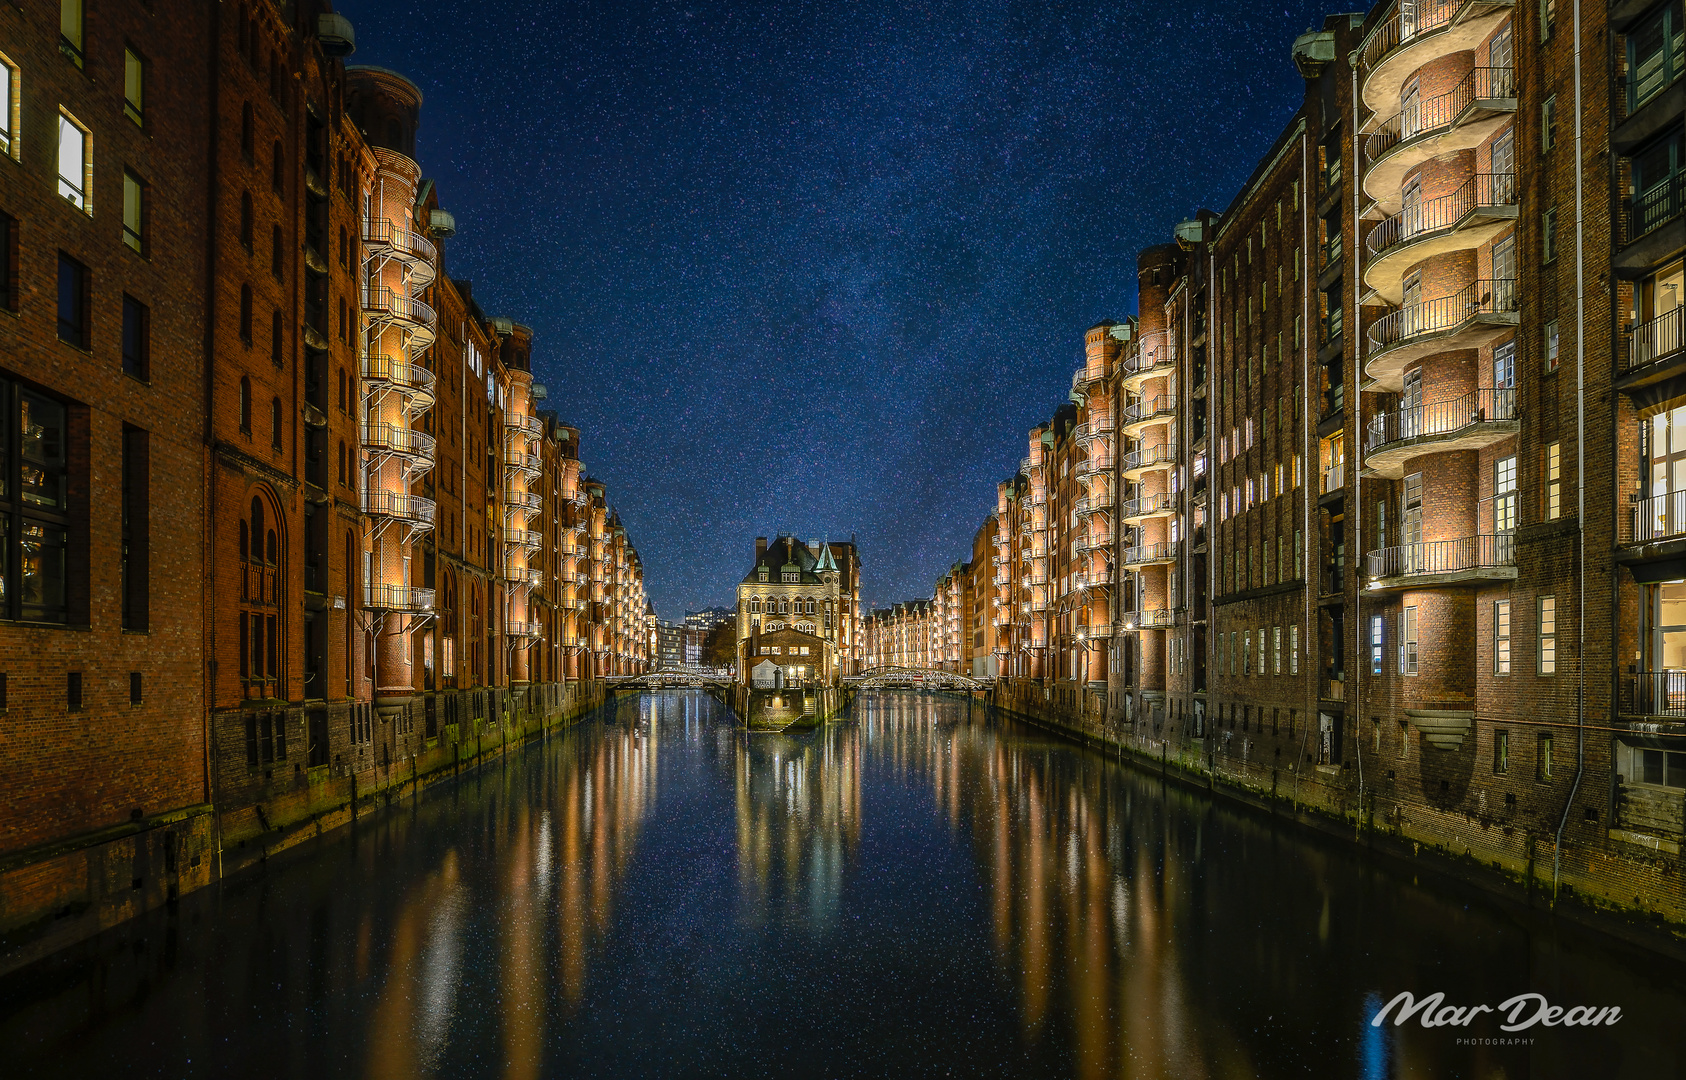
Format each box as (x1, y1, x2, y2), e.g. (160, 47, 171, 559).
(57, 109, 91, 214)
(1538, 596, 1557, 674)
(0, 50, 18, 160)
(1401, 606, 1419, 675)
(1495, 599, 1512, 674)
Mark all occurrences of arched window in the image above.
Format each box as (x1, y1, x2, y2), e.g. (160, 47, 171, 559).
(271, 224, 284, 278)
(271, 397, 283, 450)
(240, 191, 253, 249)
(239, 283, 253, 343)
(239, 376, 251, 432)
(749, 597, 761, 613)
(779, 598, 789, 614)
(271, 310, 283, 366)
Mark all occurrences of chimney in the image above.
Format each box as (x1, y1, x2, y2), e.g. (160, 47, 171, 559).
(755, 536, 768, 562)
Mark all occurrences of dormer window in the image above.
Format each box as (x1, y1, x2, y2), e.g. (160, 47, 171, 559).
(759, 569, 769, 582)
(783, 571, 798, 582)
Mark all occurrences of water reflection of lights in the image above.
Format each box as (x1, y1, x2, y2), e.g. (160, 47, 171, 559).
(734, 721, 860, 926)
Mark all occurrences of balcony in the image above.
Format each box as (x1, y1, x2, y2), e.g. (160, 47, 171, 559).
(362, 286, 437, 345)
(1622, 490, 1686, 546)
(362, 490, 436, 526)
(1622, 306, 1686, 390)
(1072, 566, 1113, 589)
(1358, 0, 1516, 116)
(506, 413, 544, 438)
(1074, 494, 1110, 517)
(1363, 387, 1518, 478)
(361, 422, 436, 463)
(1122, 333, 1177, 390)
(504, 448, 542, 477)
(1364, 173, 1518, 302)
(1120, 492, 1178, 522)
(1123, 608, 1180, 630)
(362, 218, 438, 282)
(1364, 532, 1517, 589)
(1363, 67, 1517, 211)
(505, 490, 542, 515)
(1020, 455, 1039, 474)
(505, 565, 542, 588)
(1121, 445, 1176, 481)
(1322, 460, 1347, 495)
(504, 526, 542, 550)
(1122, 541, 1179, 567)
(1364, 277, 1519, 390)
(1077, 414, 1116, 445)
(507, 620, 542, 640)
(364, 582, 436, 613)
(1076, 526, 1114, 552)
(1616, 173, 1685, 275)
(1122, 394, 1178, 436)
(1621, 671, 1686, 717)
(361, 352, 437, 407)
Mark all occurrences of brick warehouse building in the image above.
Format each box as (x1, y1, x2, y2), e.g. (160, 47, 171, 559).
(937, 1, 1686, 928)
(0, 2, 649, 973)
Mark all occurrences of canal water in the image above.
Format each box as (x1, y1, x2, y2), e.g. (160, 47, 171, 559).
(3, 691, 1683, 1078)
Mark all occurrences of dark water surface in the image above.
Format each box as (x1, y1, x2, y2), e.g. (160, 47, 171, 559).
(4, 691, 1684, 1078)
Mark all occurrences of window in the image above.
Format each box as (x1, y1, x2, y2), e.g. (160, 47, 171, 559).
(1495, 456, 1518, 532)
(57, 111, 90, 212)
(1538, 735, 1554, 779)
(1, 379, 72, 623)
(1633, 746, 1686, 788)
(0, 50, 18, 159)
(1542, 206, 1557, 263)
(272, 140, 284, 193)
(57, 253, 88, 348)
(1545, 442, 1561, 518)
(1545, 319, 1560, 371)
(124, 47, 145, 126)
(60, 0, 84, 66)
(129, 671, 142, 705)
(1541, 95, 1556, 152)
(1627, 1, 1683, 113)
(1273, 626, 1282, 674)
(121, 295, 149, 379)
(1370, 615, 1384, 674)
(68, 671, 82, 710)
(1494, 730, 1510, 774)
(1495, 600, 1512, 674)
(121, 426, 148, 630)
(1539, 0, 1556, 38)
(1538, 596, 1557, 674)
(1401, 606, 1419, 675)
(1290, 624, 1299, 674)
(123, 170, 146, 253)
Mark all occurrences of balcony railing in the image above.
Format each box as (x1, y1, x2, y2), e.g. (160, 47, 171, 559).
(1623, 671, 1686, 717)
(1122, 446, 1177, 473)
(362, 218, 438, 266)
(1128, 608, 1180, 629)
(364, 583, 436, 612)
(362, 490, 436, 525)
(362, 422, 436, 460)
(361, 352, 437, 397)
(505, 413, 544, 438)
(506, 620, 542, 639)
(504, 449, 542, 474)
(504, 526, 542, 549)
(1625, 306, 1685, 373)
(1322, 673, 1347, 702)
(1322, 460, 1346, 494)
(1367, 278, 1518, 355)
(504, 565, 542, 587)
(1360, 0, 1507, 71)
(1124, 395, 1178, 426)
(361, 286, 436, 330)
(1366, 172, 1518, 258)
(1365, 67, 1515, 163)
(1122, 541, 1179, 565)
(1621, 173, 1685, 249)
(1365, 387, 1516, 452)
(1366, 532, 1515, 579)
(1320, 232, 1344, 273)
(1121, 492, 1177, 517)
(1626, 490, 1686, 545)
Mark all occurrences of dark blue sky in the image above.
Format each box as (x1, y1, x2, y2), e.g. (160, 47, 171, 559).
(341, 0, 1339, 618)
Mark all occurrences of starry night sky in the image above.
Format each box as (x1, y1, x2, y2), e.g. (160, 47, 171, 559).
(340, 0, 1339, 618)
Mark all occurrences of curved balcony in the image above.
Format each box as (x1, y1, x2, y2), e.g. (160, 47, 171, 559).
(1365, 277, 1519, 389)
(1124, 608, 1182, 630)
(506, 620, 542, 640)
(505, 413, 544, 439)
(1077, 414, 1116, 446)
(1366, 532, 1516, 589)
(1073, 566, 1114, 590)
(1122, 333, 1177, 391)
(1121, 492, 1178, 522)
(361, 422, 436, 463)
(1363, 67, 1517, 212)
(505, 565, 542, 588)
(1121, 445, 1176, 481)
(362, 490, 437, 527)
(1358, 0, 1516, 115)
(1364, 173, 1518, 302)
(505, 490, 542, 515)
(363, 583, 436, 613)
(1076, 526, 1114, 552)
(1121, 394, 1178, 436)
(361, 352, 438, 407)
(504, 448, 542, 477)
(1072, 365, 1106, 393)
(1363, 387, 1517, 478)
(504, 526, 542, 550)
(362, 286, 437, 349)
(1020, 455, 1040, 474)
(1122, 541, 1180, 567)
(362, 219, 437, 286)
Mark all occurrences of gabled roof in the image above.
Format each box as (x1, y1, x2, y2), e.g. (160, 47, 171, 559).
(741, 535, 832, 585)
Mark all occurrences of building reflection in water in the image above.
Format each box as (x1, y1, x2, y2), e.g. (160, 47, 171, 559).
(733, 717, 861, 928)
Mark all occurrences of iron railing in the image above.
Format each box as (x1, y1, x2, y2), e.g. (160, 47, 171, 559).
(504, 527, 542, 548)
(1124, 395, 1178, 425)
(1121, 492, 1177, 517)
(364, 583, 436, 612)
(1623, 671, 1686, 717)
(1123, 446, 1177, 472)
(1122, 541, 1180, 565)
(361, 286, 436, 329)
(361, 422, 435, 459)
(1366, 532, 1515, 578)
(1366, 172, 1518, 258)
(1322, 460, 1347, 494)
(1365, 67, 1516, 162)
(362, 219, 437, 265)
(1626, 490, 1686, 544)
(1360, 0, 1506, 71)
(1366, 387, 1516, 452)
(362, 490, 437, 525)
(1367, 277, 1518, 355)
(1621, 173, 1685, 249)
(361, 353, 437, 396)
(1625, 306, 1685, 372)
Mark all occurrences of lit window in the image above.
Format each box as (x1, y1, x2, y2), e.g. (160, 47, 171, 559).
(1370, 615, 1383, 675)
(0, 51, 17, 159)
(1400, 606, 1419, 675)
(124, 47, 145, 126)
(60, 0, 84, 66)
(1545, 442, 1561, 519)
(123, 170, 145, 252)
(1495, 600, 1511, 674)
(57, 111, 90, 212)
(1538, 596, 1557, 674)
(1494, 730, 1510, 774)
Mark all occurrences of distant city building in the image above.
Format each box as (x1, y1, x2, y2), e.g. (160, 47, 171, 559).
(657, 621, 685, 668)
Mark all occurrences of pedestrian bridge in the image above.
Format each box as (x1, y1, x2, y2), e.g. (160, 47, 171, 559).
(845, 665, 992, 691)
(608, 665, 734, 690)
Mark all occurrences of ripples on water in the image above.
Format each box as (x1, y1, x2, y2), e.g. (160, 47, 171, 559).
(3, 691, 1683, 1078)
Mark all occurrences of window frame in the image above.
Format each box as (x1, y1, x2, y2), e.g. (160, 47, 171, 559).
(123, 46, 146, 127)
(56, 109, 91, 214)
(122, 169, 147, 254)
(1538, 595, 1557, 674)
(1495, 599, 1512, 674)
